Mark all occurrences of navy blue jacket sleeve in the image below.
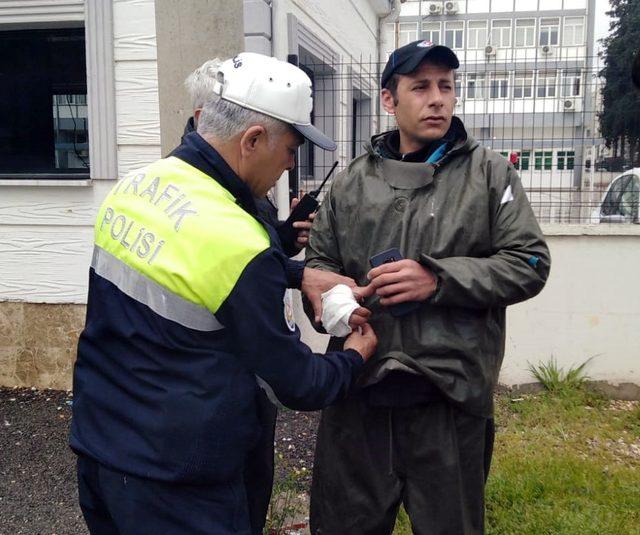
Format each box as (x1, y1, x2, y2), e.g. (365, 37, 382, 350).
(215, 247, 364, 411)
(285, 259, 304, 289)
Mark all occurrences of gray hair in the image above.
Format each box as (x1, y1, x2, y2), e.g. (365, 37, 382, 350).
(196, 94, 290, 145)
(184, 58, 222, 111)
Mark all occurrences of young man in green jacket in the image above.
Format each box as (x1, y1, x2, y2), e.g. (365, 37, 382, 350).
(306, 42, 551, 535)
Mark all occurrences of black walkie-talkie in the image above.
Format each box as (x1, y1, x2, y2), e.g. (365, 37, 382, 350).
(278, 161, 339, 247)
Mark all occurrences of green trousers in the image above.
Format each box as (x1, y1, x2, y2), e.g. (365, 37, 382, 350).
(309, 392, 494, 535)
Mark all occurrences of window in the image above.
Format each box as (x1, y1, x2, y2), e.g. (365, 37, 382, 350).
(539, 17, 559, 47)
(514, 72, 534, 98)
(468, 21, 487, 50)
(515, 19, 536, 47)
(537, 71, 557, 98)
(534, 151, 553, 170)
(351, 95, 371, 159)
(491, 20, 511, 48)
(0, 28, 89, 177)
(466, 74, 485, 99)
(557, 150, 575, 170)
(445, 21, 464, 50)
(511, 150, 531, 170)
(563, 17, 584, 46)
(490, 74, 509, 99)
(454, 73, 462, 98)
(561, 71, 582, 97)
(399, 22, 418, 46)
(422, 22, 441, 45)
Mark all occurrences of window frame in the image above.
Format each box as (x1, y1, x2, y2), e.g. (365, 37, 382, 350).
(444, 21, 464, 50)
(539, 17, 560, 47)
(536, 71, 557, 99)
(0, 0, 117, 182)
(467, 20, 488, 50)
(513, 71, 534, 99)
(489, 73, 509, 99)
(421, 21, 441, 45)
(398, 22, 419, 46)
(466, 73, 486, 100)
(491, 19, 512, 48)
(561, 70, 582, 97)
(563, 16, 585, 47)
(515, 19, 536, 48)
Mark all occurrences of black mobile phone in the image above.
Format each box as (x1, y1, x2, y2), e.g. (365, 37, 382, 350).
(369, 248, 420, 317)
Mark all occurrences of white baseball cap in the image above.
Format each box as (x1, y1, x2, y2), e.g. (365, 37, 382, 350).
(213, 52, 336, 151)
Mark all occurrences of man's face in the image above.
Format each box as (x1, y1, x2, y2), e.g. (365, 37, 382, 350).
(248, 127, 302, 197)
(382, 61, 456, 148)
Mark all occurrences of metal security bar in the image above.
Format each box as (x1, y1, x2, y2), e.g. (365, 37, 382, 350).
(292, 54, 639, 225)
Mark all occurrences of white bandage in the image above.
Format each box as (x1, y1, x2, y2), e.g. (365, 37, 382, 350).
(320, 284, 360, 337)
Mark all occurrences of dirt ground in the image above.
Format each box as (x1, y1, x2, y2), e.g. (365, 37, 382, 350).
(0, 387, 319, 535)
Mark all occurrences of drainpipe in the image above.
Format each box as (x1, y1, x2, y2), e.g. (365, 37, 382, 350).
(376, 1, 402, 133)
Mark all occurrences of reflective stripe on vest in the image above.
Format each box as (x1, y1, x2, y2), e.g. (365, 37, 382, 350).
(91, 245, 224, 331)
(94, 156, 270, 315)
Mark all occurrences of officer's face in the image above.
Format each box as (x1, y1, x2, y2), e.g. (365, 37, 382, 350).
(381, 61, 456, 152)
(251, 127, 302, 197)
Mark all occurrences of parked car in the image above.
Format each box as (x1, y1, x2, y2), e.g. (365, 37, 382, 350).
(592, 168, 640, 223)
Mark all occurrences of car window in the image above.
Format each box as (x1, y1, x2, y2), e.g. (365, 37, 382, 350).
(618, 175, 640, 218)
(601, 175, 632, 216)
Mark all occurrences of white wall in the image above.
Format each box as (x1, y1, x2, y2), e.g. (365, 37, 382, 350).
(502, 225, 640, 388)
(0, 0, 160, 303)
(295, 225, 640, 389)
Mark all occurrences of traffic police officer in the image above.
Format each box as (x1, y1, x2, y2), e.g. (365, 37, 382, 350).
(70, 52, 377, 534)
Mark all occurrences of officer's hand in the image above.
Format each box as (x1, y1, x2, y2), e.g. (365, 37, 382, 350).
(290, 196, 316, 250)
(302, 268, 357, 323)
(366, 259, 437, 305)
(344, 323, 377, 362)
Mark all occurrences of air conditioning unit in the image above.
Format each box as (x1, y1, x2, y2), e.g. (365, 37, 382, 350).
(427, 2, 442, 15)
(485, 45, 497, 57)
(444, 1, 459, 13)
(561, 98, 582, 112)
(541, 45, 554, 55)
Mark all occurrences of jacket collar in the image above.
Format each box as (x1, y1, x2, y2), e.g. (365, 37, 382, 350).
(364, 116, 478, 190)
(169, 131, 258, 215)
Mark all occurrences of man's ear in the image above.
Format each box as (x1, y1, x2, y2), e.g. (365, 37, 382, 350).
(381, 88, 396, 115)
(239, 125, 266, 157)
(194, 108, 202, 123)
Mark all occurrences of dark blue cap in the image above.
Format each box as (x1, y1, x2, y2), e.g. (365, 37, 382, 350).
(382, 40, 459, 88)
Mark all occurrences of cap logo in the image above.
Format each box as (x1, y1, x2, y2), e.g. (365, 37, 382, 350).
(232, 56, 242, 68)
(417, 40, 433, 48)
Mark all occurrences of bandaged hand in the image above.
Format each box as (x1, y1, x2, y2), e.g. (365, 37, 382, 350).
(321, 284, 371, 337)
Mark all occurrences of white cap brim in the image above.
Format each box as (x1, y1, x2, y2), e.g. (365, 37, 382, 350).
(292, 123, 337, 151)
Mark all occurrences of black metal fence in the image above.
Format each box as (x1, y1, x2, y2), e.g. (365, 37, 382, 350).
(291, 55, 639, 225)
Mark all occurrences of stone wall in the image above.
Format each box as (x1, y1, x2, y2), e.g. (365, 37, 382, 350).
(0, 303, 85, 390)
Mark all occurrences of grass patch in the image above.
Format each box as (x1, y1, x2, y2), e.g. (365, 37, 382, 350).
(528, 356, 593, 394)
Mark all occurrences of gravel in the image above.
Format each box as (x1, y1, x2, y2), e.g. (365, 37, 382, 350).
(0, 387, 320, 534)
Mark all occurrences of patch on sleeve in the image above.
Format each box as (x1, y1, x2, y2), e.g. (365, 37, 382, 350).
(500, 185, 514, 205)
(283, 289, 296, 332)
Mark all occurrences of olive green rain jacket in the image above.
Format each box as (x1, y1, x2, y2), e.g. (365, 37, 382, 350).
(306, 118, 551, 417)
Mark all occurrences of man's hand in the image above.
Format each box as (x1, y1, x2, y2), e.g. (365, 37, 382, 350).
(366, 259, 437, 306)
(348, 307, 371, 329)
(302, 268, 360, 323)
(344, 323, 377, 362)
(289, 196, 316, 250)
